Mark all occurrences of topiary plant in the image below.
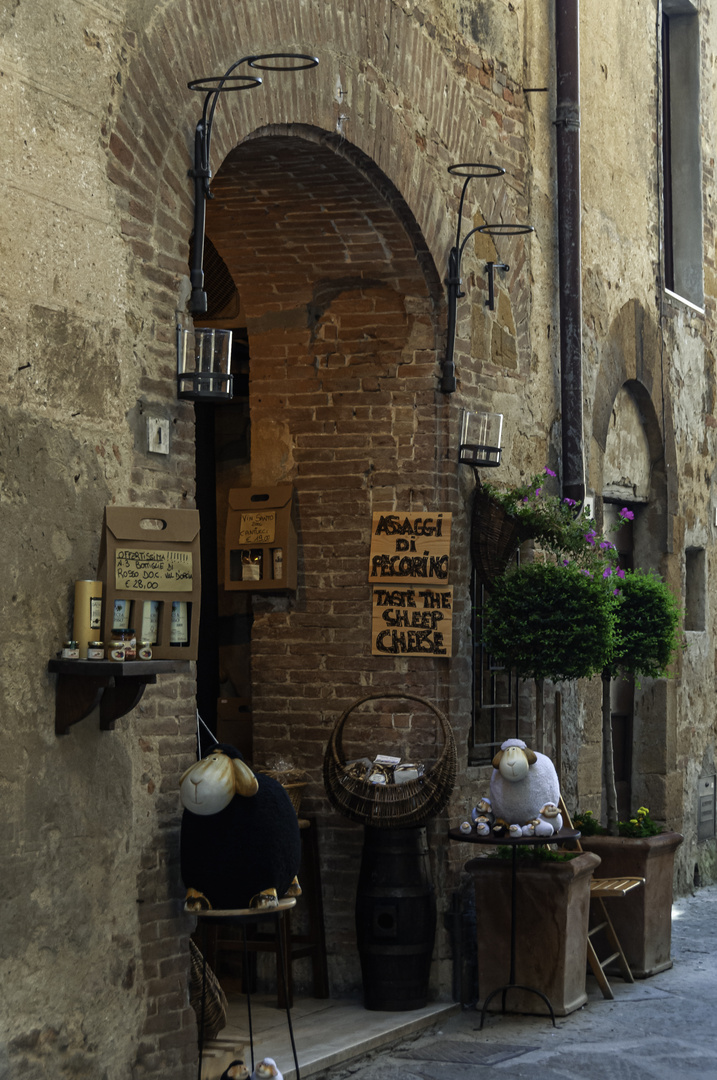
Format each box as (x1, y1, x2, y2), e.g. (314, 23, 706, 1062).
(600, 567, 682, 834)
(610, 568, 681, 680)
(481, 560, 617, 683)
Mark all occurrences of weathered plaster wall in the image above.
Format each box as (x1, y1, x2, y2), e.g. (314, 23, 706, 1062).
(578, 0, 717, 891)
(0, 1, 551, 1075)
(5, 0, 717, 1074)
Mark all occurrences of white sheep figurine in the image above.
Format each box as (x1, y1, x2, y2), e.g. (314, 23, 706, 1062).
(487, 739, 563, 837)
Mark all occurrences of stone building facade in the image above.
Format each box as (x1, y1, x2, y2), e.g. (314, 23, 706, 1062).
(1, 1, 716, 1076)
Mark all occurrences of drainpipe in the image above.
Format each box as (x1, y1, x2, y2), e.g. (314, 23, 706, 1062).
(555, 0, 585, 506)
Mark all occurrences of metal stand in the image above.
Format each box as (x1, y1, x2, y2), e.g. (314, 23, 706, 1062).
(448, 828, 580, 1028)
(477, 841, 556, 1029)
(195, 898, 300, 1080)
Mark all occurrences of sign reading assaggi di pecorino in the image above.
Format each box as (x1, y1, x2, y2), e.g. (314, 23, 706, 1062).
(369, 512, 453, 656)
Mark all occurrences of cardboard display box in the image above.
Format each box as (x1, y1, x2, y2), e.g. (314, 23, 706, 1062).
(97, 506, 201, 660)
(224, 485, 297, 591)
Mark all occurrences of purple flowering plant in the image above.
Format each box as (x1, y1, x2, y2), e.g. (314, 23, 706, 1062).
(482, 467, 622, 579)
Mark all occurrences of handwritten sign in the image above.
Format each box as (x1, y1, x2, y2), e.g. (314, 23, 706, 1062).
(115, 548, 193, 592)
(368, 512, 452, 583)
(238, 511, 276, 545)
(372, 586, 453, 657)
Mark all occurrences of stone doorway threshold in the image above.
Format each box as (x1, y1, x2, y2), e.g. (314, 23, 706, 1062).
(201, 995, 458, 1079)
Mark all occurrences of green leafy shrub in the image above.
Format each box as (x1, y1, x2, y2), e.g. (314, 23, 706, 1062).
(611, 568, 681, 680)
(482, 560, 617, 682)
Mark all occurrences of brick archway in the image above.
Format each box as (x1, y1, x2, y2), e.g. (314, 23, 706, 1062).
(104, 3, 530, 1068)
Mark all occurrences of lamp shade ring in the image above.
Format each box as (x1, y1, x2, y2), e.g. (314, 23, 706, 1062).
(187, 74, 262, 93)
(448, 162, 506, 179)
(245, 52, 319, 71)
(477, 223, 535, 236)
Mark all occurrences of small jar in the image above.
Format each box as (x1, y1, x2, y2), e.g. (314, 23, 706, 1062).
(112, 627, 136, 661)
(87, 640, 105, 660)
(109, 638, 126, 663)
(61, 640, 80, 660)
(138, 640, 153, 660)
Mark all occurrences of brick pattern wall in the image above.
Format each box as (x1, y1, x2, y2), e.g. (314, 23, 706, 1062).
(88, 0, 532, 1068)
(204, 134, 461, 989)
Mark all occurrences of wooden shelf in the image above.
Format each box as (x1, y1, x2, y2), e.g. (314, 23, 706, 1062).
(48, 659, 191, 736)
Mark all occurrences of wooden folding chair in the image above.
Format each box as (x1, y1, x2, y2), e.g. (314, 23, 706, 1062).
(560, 799, 645, 1000)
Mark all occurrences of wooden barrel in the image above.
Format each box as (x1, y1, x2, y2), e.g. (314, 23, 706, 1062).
(355, 826, 436, 1010)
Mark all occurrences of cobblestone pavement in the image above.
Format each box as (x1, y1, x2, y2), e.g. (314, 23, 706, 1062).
(324, 884, 717, 1080)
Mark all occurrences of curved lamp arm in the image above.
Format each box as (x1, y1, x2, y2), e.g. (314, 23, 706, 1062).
(187, 53, 318, 315)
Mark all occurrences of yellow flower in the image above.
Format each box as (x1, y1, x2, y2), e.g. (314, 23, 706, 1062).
(629, 818, 638, 825)
(637, 806, 650, 815)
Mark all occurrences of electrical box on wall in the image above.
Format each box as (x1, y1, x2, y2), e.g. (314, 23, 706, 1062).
(224, 485, 297, 591)
(698, 775, 716, 841)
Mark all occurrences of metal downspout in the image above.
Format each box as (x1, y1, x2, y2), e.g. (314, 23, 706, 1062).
(555, 0, 585, 506)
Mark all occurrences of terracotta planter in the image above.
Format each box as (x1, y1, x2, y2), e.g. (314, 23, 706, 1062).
(466, 850, 600, 1017)
(579, 832, 683, 978)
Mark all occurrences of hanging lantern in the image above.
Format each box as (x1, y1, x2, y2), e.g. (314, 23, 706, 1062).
(459, 409, 503, 467)
(177, 327, 233, 401)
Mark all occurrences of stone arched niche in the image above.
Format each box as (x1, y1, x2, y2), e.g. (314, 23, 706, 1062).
(603, 384, 652, 505)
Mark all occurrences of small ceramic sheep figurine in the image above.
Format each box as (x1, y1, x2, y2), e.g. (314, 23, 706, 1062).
(180, 744, 301, 911)
(220, 1061, 250, 1080)
(487, 738, 563, 837)
(251, 1060, 283, 1080)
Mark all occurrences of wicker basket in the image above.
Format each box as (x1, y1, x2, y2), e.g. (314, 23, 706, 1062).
(323, 692, 457, 828)
(257, 767, 309, 815)
(189, 939, 228, 1042)
(471, 485, 531, 589)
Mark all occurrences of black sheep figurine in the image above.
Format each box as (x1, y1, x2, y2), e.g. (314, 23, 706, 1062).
(180, 744, 301, 911)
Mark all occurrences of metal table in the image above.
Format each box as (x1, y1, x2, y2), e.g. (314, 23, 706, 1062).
(448, 827, 580, 1028)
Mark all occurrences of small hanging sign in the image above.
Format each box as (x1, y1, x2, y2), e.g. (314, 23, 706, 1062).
(368, 512, 452, 583)
(238, 511, 276, 545)
(114, 548, 193, 592)
(372, 585, 453, 657)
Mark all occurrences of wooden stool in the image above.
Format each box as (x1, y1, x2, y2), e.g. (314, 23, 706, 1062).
(207, 817, 329, 1008)
(194, 899, 300, 1080)
(588, 876, 645, 999)
(557, 799, 645, 1000)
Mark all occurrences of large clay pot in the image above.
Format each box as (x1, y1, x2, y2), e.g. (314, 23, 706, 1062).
(466, 850, 601, 1017)
(579, 832, 683, 977)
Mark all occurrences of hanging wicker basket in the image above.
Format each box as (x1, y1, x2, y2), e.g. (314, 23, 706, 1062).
(189, 939, 228, 1042)
(256, 766, 309, 816)
(323, 692, 457, 828)
(470, 484, 531, 590)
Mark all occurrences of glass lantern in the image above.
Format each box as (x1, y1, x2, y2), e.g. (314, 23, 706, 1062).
(459, 409, 503, 467)
(177, 327, 233, 401)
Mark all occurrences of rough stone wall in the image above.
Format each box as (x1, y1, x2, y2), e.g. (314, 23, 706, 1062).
(12, 0, 717, 1074)
(1, 1, 543, 1075)
(576, 0, 717, 891)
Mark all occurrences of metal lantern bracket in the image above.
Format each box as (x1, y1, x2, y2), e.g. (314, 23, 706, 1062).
(187, 52, 319, 316)
(442, 163, 533, 393)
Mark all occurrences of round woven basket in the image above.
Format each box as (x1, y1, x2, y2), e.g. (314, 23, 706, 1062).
(323, 692, 457, 828)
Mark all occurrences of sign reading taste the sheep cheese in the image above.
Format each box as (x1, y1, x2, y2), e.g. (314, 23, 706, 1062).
(368, 512, 452, 582)
(372, 586, 453, 656)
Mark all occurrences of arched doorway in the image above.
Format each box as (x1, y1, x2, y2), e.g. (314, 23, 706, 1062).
(190, 130, 447, 989)
(602, 379, 670, 820)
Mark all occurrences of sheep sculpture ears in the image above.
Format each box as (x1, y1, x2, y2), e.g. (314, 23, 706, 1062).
(179, 748, 259, 817)
(491, 744, 538, 770)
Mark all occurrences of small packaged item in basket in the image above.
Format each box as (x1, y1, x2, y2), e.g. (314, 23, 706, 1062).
(394, 762, 425, 784)
(368, 763, 392, 785)
(346, 758, 373, 781)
